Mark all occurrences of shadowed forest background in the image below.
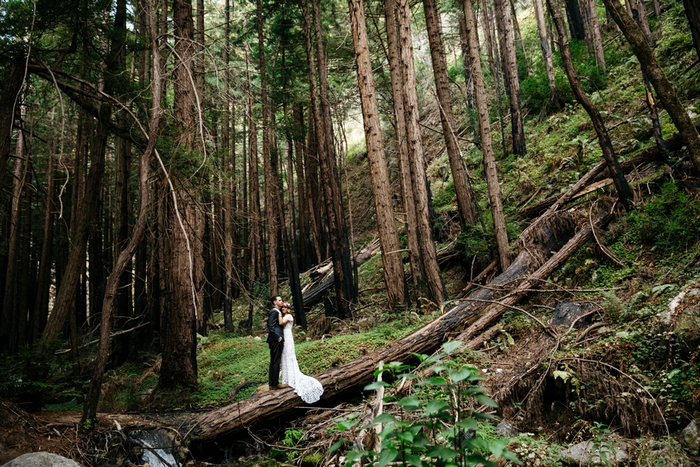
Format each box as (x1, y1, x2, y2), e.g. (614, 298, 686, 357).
(1, 0, 700, 464)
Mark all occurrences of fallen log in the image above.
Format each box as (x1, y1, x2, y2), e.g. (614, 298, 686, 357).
(300, 239, 381, 310)
(189, 204, 593, 446)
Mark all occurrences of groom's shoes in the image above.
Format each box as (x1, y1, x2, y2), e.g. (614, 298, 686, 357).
(270, 383, 289, 389)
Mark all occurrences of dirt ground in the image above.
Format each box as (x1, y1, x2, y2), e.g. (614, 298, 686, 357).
(0, 401, 189, 466)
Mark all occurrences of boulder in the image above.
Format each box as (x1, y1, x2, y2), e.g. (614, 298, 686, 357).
(680, 419, 699, 455)
(495, 421, 519, 438)
(1, 452, 80, 467)
(559, 439, 630, 466)
(550, 302, 597, 328)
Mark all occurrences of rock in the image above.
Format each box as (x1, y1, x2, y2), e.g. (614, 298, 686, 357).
(640, 438, 692, 467)
(680, 420, 699, 454)
(559, 439, 630, 466)
(495, 421, 519, 438)
(1, 452, 81, 467)
(550, 302, 598, 328)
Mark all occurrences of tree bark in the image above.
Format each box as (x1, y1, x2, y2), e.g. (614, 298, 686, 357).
(348, 0, 406, 310)
(494, 0, 527, 156)
(257, 0, 279, 297)
(385, 0, 422, 295)
(564, 0, 586, 41)
(533, 0, 559, 109)
(0, 57, 25, 181)
(158, 0, 199, 390)
(80, 0, 161, 429)
(547, 0, 635, 210)
(423, 0, 479, 228)
(582, 0, 606, 72)
(312, 0, 357, 317)
(683, 0, 700, 62)
(601, 0, 700, 173)
(1, 108, 28, 353)
(396, 0, 447, 305)
(463, 0, 511, 272)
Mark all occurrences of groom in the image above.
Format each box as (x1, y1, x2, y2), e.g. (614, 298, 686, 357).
(267, 295, 285, 388)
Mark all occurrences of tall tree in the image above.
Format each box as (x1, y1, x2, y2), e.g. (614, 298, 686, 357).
(682, 0, 700, 62)
(158, 0, 200, 390)
(547, 0, 634, 209)
(494, 0, 526, 156)
(80, 0, 162, 429)
(348, 0, 406, 310)
(423, 0, 479, 228)
(533, 0, 559, 109)
(564, 0, 586, 41)
(257, 0, 279, 297)
(385, 0, 422, 295)
(310, 0, 357, 317)
(581, 0, 606, 72)
(396, 0, 446, 304)
(462, 0, 511, 272)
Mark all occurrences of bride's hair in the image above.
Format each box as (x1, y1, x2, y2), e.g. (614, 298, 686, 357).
(281, 303, 293, 314)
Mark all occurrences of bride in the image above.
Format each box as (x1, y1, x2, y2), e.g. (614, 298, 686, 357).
(277, 303, 324, 404)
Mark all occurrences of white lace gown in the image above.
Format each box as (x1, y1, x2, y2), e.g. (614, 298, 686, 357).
(280, 315, 324, 404)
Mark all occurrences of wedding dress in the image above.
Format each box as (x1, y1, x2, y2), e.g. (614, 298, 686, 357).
(280, 315, 324, 404)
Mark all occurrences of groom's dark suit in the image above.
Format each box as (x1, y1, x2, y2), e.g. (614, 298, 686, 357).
(267, 305, 284, 387)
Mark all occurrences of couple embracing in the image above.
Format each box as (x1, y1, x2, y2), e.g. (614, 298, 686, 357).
(267, 295, 324, 404)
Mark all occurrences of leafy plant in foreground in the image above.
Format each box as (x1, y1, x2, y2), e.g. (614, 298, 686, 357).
(330, 342, 520, 466)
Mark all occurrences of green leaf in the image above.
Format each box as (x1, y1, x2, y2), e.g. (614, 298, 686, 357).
(405, 454, 425, 467)
(426, 445, 459, 460)
(474, 393, 498, 408)
(448, 366, 474, 383)
(371, 412, 397, 425)
(455, 418, 478, 430)
(425, 399, 449, 415)
(378, 448, 398, 467)
(364, 381, 390, 391)
(397, 396, 423, 411)
(327, 440, 344, 454)
(553, 370, 570, 382)
(442, 341, 463, 354)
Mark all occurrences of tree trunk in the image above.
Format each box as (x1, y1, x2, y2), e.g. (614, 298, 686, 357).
(396, 0, 446, 305)
(547, 0, 635, 209)
(159, 0, 199, 390)
(246, 43, 263, 291)
(80, 0, 161, 429)
(533, 0, 560, 109)
(257, 0, 279, 297)
(1, 110, 28, 353)
(385, 0, 422, 295)
(682, 0, 700, 61)
(41, 107, 105, 347)
(494, 0, 526, 156)
(463, 0, 511, 272)
(480, 0, 509, 158)
(311, 0, 357, 317)
(509, 0, 530, 76)
(423, 0, 479, 228)
(31, 110, 56, 346)
(582, 0, 606, 72)
(457, 11, 474, 109)
(0, 57, 25, 181)
(603, 0, 700, 172)
(564, 0, 586, 41)
(348, 0, 406, 310)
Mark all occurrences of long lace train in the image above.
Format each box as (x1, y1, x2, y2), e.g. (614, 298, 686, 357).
(280, 316, 324, 404)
